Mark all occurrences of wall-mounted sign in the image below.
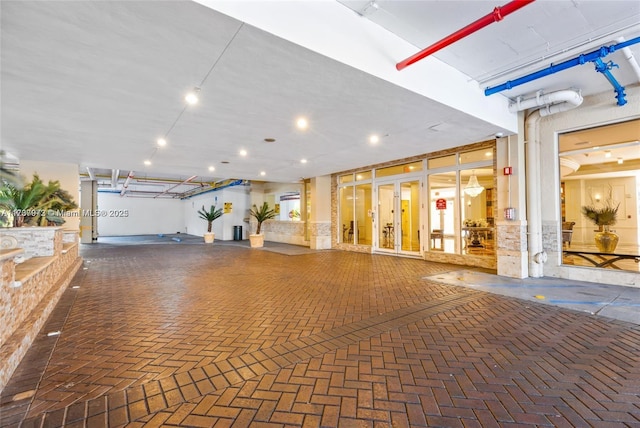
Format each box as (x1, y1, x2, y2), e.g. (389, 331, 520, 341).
(224, 202, 232, 213)
(436, 198, 447, 210)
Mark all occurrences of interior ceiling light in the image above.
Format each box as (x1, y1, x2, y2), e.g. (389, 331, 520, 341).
(296, 117, 308, 130)
(300, 159, 307, 164)
(260, 171, 266, 176)
(144, 160, 151, 166)
(208, 166, 215, 172)
(239, 149, 247, 157)
(185, 88, 200, 105)
(485, 151, 492, 157)
(369, 135, 379, 144)
(157, 138, 167, 147)
(605, 150, 612, 158)
(617, 157, 624, 164)
(463, 170, 484, 198)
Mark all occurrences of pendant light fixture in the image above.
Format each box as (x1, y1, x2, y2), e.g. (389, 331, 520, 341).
(464, 170, 484, 197)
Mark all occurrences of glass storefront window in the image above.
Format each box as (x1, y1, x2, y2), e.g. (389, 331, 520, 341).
(428, 155, 456, 169)
(376, 161, 422, 178)
(339, 186, 354, 243)
(459, 148, 493, 164)
(428, 172, 456, 253)
(339, 174, 354, 184)
(460, 167, 494, 256)
(355, 183, 372, 245)
(339, 184, 372, 245)
(559, 119, 640, 272)
(355, 171, 372, 181)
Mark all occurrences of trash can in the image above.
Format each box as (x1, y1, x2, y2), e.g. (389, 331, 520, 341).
(233, 225, 243, 241)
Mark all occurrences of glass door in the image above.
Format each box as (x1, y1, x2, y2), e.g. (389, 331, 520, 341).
(376, 180, 421, 256)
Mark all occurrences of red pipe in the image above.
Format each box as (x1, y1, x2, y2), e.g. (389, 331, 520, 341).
(396, 0, 535, 71)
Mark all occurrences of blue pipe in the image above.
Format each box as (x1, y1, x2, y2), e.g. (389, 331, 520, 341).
(485, 36, 640, 105)
(593, 58, 627, 106)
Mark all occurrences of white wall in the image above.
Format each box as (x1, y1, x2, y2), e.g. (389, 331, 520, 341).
(183, 185, 251, 240)
(97, 193, 184, 236)
(19, 160, 80, 231)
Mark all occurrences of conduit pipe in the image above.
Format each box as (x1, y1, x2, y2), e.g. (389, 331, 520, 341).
(182, 179, 247, 200)
(508, 89, 583, 116)
(86, 167, 96, 181)
(120, 171, 134, 197)
(111, 169, 120, 188)
(519, 89, 582, 277)
(485, 36, 640, 104)
(616, 37, 640, 82)
(154, 175, 197, 199)
(396, 0, 535, 71)
(524, 110, 544, 277)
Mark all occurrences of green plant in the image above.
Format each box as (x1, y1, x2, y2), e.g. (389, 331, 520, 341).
(581, 189, 619, 226)
(197, 205, 223, 232)
(1, 176, 46, 227)
(250, 202, 277, 235)
(2, 174, 78, 227)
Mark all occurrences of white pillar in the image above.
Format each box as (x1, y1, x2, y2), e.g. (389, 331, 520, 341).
(309, 175, 332, 249)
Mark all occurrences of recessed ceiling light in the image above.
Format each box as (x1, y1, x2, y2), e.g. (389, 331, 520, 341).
(157, 138, 167, 147)
(300, 159, 307, 164)
(239, 149, 247, 157)
(264, 138, 276, 143)
(605, 150, 612, 158)
(208, 166, 215, 172)
(485, 151, 492, 157)
(260, 171, 266, 176)
(185, 88, 200, 105)
(617, 157, 624, 164)
(369, 134, 379, 144)
(296, 117, 308, 130)
(144, 160, 151, 166)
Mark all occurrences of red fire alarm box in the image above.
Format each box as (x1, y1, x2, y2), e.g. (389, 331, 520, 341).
(503, 166, 513, 175)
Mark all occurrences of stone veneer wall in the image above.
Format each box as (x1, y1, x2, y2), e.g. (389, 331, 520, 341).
(0, 226, 62, 259)
(309, 221, 331, 250)
(262, 220, 307, 246)
(0, 229, 82, 392)
(496, 221, 528, 278)
(0, 249, 21, 296)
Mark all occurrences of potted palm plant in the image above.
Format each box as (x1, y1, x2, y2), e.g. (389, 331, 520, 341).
(581, 190, 619, 252)
(198, 204, 223, 243)
(249, 202, 276, 248)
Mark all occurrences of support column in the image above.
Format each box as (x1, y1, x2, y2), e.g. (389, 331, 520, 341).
(309, 175, 332, 250)
(80, 180, 97, 244)
(496, 131, 529, 278)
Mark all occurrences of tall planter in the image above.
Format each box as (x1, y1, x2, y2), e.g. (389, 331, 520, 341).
(198, 205, 223, 244)
(594, 226, 618, 253)
(249, 234, 264, 248)
(249, 202, 276, 249)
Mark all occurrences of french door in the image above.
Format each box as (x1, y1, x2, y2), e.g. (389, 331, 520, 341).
(376, 179, 421, 256)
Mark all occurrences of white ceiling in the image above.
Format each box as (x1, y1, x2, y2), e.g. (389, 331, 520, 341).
(2, 1, 639, 196)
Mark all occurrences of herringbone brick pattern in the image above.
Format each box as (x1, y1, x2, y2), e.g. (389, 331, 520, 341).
(1, 243, 639, 427)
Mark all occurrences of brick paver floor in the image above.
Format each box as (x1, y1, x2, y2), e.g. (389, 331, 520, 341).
(1, 242, 639, 427)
